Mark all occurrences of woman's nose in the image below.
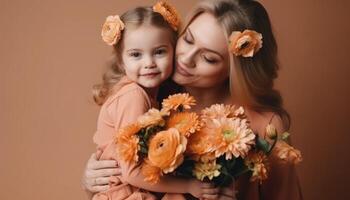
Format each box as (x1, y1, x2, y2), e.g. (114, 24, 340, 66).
(180, 48, 196, 68)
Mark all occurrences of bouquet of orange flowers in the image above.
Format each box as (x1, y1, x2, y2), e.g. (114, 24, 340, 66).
(175, 102, 302, 186)
(116, 93, 202, 184)
(116, 93, 302, 186)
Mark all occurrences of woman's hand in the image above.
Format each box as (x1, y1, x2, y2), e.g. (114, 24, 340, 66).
(217, 183, 237, 200)
(81, 153, 121, 193)
(188, 180, 219, 200)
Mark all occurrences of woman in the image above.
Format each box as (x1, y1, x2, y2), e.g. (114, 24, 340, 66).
(82, 0, 302, 199)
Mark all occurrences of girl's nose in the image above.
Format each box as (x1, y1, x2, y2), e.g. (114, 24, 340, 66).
(144, 56, 156, 69)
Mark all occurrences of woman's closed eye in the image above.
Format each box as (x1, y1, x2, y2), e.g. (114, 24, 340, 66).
(183, 32, 193, 44)
(203, 55, 219, 64)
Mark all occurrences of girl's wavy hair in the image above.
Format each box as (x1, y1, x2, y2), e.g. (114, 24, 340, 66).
(93, 6, 178, 105)
(183, 0, 291, 129)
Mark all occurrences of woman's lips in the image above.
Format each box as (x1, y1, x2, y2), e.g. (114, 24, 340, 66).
(176, 62, 194, 77)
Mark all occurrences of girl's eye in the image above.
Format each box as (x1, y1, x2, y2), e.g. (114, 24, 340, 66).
(129, 52, 141, 58)
(203, 56, 218, 64)
(155, 48, 167, 55)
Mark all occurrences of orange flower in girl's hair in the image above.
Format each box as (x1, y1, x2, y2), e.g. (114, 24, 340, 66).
(148, 128, 187, 173)
(229, 30, 263, 57)
(273, 141, 303, 164)
(161, 93, 196, 112)
(101, 15, 125, 45)
(153, 0, 181, 31)
(116, 123, 141, 163)
(166, 112, 202, 137)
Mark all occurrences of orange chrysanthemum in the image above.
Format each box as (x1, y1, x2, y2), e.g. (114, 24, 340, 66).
(166, 112, 201, 137)
(153, 0, 181, 31)
(229, 30, 263, 58)
(148, 128, 187, 173)
(162, 93, 196, 112)
(116, 123, 141, 163)
(273, 141, 302, 164)
(212, 118, 255, 160)
(193, 160, 221, 181)
(201, 104, 237, 120)
(141, 160, 163, 184)
(245, 151, 269, 184)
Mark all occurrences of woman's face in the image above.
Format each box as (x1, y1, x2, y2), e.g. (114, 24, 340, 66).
(173, 13, 230, 88)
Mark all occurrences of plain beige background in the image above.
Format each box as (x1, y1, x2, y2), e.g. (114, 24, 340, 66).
(1, 0, 350, 199)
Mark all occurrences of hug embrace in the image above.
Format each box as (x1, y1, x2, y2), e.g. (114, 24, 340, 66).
(82, 0, 303, 199)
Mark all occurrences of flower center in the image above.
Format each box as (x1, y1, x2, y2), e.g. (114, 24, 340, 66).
(223, 129, 236, 141)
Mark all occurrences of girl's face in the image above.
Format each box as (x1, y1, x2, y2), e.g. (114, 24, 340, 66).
(121, 25, 174, 88)
(173, 13, 230, 88)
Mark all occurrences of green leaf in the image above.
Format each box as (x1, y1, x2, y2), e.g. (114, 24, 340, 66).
(256, 137, 271, 153)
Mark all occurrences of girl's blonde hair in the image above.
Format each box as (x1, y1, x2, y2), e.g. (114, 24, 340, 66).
(183, 0, 291, 129)
(93, 6, 178, 105)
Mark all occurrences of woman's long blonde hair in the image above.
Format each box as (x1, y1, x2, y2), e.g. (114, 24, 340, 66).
(93, 6, 178, 105)
(183, 0, 291, 129)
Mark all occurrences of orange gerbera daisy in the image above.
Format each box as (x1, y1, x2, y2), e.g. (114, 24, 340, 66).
(153, 0, 181, 31)
(116, 123, 141, 163)
(162, 93, 196, 112)
(186, 125, 219, 157)
(245, 151, 269, 184)
(273, 141, 302, 164)
(201, 104, 236, 120)
(141, 160, 163, 184)
(148, 128, 187, 173)
(213, 118, 255, 160)
(166, 112, 201, 137)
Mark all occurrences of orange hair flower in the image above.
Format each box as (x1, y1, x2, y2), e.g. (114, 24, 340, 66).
(161, 93, 196, 112)
(229, 30, 263, 58)
(245, 151, 269, 184)
(166, 112, 202, 137)
(148, 128, 187, 173)
(153, 0, 181, 31)
(101, 15, 125, 46)
(116, 123, 141, 163)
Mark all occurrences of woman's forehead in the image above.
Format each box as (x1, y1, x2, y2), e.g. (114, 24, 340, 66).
(186, 13, 228, 55)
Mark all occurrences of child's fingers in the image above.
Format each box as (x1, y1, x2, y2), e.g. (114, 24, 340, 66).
(90, 185, 110, 193)
(95, 177, 111, 185)
(202, 187, 220, 195)
(201, 182, 216, 189)
(89, 159, 118, 170)
(201, 194, 219, 200)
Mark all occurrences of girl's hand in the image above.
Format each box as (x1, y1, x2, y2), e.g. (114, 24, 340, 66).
(188, 180, 219, 200)
(81, 153, 121, 193)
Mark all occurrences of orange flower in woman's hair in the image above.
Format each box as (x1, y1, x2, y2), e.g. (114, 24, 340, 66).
(245, 151, 269, 184)
(116, 123, 141, 163)
(137, 108, 166, 128)
(162, 93, 196, 112)
(148, 128, 187, 173)
(166, 112, 201, 137)
(101, 15, 125, 46)
(229, 30, 263, 58)
(153, 0, 181, 31)
(273, 141, 302, 164)
(141, 160, 163, 184)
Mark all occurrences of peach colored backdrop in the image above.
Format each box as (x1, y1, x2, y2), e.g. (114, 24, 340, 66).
(1, 0, 349, 199)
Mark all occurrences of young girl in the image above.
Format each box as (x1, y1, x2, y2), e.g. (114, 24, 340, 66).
(90, 2, 218, 200)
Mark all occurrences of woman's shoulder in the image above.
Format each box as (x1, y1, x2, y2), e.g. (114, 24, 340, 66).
(245, 109, 286, 137)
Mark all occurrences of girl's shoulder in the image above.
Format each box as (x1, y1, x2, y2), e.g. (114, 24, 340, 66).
(104, 77, 151, 108)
